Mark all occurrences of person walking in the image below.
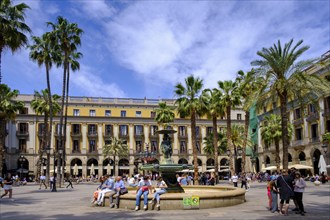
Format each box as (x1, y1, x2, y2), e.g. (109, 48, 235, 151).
(231, 173, 238, 187)
(39, 174, 47, 190)
(66, 176, 74, 189)
(294, 172, 306, 216)
(1, 173, 13, 199)
(135, 176, 152, 211)
(240, 172, 247, 190)
(149, 176, 167, 210)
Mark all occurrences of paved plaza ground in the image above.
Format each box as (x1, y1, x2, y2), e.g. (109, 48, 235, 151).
(0, 181, 329, 220)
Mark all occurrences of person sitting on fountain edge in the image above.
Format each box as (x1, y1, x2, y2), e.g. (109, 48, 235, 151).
(135, 176, 152, 211)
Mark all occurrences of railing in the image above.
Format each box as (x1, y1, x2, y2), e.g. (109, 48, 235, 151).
(16, 130, 29, 137)
(293, 118, 303, 126)
(119, 133, 128, 138)
(292, 140, 304, 146)
(71, 149, 81, 154)
(70, 131, 82, 137)
(87, 131, 98, 138)
(323, 108, 330, 117)
(306, 112, 319, 122)
(310, 137, 320, 143)
(103, 132, 113, 138)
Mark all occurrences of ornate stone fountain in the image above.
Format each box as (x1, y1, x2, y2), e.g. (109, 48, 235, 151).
(140, 129, 193, 193)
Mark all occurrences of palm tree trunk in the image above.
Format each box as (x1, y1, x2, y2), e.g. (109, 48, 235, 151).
(45, 63, 52, 185)
(0, 48, 2, 84)
(241, 110, 250, 172)
(113, 155, 116, 177)
(191, 110, 198, 185)
(58, 60, 67, 188)
(62, 64, 70, 182)
(43, 112, 49, 184)
(0, 117, 6, 176)
(212, 115, 219, 184)
(275, 139, 280, 173)
(226, 105, 234, 176)
(279, 91, 289, 170)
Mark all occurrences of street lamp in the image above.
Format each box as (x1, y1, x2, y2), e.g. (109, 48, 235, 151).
(18, 155, 26, 180)
(52, 148, 63, 192)
(45, 146, 51, 185)
(136, 143, 157, 175)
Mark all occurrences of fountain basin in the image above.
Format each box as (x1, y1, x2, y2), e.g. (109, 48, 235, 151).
(104, 185, 245, 210)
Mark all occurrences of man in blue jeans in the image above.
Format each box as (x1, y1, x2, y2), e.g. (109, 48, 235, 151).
(135, 176, 152, 211)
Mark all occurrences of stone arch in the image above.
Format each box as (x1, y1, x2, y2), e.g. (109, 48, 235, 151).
(17, 156, 29, 179)
(197, 158, 202, 166)
(87, 158, 98, 176)
(312, 149, 322, 174)
(298, 151, 306, 162)
(178, 158, 188, 164)
(206, 158, 215, 168)
(118, 158, 129, 176)
(70, 158, 83, 176)
(220, 158, 228, 167)
(265, 156, 271, 165)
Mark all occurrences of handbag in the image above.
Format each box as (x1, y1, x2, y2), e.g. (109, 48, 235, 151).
(120, 188, 128, 195)
(141, 186, 149, 192)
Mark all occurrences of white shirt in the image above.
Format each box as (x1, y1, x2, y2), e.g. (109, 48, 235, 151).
(231, 175, 238, 183)
(40, 175, 46, 180)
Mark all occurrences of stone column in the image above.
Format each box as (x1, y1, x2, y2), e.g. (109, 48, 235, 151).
(129, 124, 134, 154)
(201, 126, 206, 155)
(144, 124, 149, 145)
(98, 123, 103, 153)
(187, 126, 192, 154)
(81, 124, 87, 154)
(172, 125, 178, 154)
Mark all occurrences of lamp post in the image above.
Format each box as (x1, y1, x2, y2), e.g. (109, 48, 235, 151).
(52, 148, 63, 192)
(226, 146, 242, 175)
(321, 144, 328, 156)
(18, 155, 26, 180)
(137, 143, 157, 175)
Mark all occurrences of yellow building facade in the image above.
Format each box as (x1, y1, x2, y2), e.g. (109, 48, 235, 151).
(5, 96, 245, 178)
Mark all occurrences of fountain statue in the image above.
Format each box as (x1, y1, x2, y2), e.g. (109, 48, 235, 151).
(140, 129, 193, 193)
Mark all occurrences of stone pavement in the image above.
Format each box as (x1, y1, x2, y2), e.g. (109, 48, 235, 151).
(0, 181, 329, 220)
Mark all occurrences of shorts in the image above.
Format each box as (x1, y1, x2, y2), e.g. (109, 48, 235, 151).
(4, 184, 12, 190)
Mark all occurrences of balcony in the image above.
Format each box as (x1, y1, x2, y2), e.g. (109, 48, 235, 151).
(71, 149, 81, 154)
(149, 132, 158, 138)
(134, 132, 144, 138)
(178, 133, 187, 139)
(16, 130, 29, 138)
(119, 133, 128, 139)
(70, 131, 82, 138)
(54, 131, 64, 137)
(87, 150, 98, 155)
(306, 113, 319, 122)
(87, 131, 98, 138)
(103, 131, 113, 139)
(291, 140, 305, 147)
(293, 118, 303, 126)
(323, 108, 330, 117)
(310, 137, 320, 143)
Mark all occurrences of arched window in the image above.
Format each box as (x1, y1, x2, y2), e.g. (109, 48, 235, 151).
(178, 158, 188, 164)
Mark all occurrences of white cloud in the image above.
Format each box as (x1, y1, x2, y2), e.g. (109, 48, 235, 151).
(79, 0, 116, 20)
(71, 65, 126, 97)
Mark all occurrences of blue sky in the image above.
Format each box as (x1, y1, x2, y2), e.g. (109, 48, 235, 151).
(3, 0, 330, 99)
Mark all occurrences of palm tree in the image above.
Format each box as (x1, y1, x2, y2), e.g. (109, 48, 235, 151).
(0, 0, 31, 84)
(218, 80, 241, 175)
(29, 32, 61, 161)
(202, 88, 225, 183)
(154, 102, 175, 127)
(260, 114, 293, 172)
(47, 16, 83, 185)
(251, 39, 329, 169)
(174, 75, 207, 184)
(0, 84, 24, 176)
(103, 137, 128, 176)
(236, 70, 264, 172)
(31, 89, 60, 181)
(323, 132, 330, 143)
(203, 132, 227, 157)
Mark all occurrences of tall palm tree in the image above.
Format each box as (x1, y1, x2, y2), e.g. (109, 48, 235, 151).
(29, 32, 61, 169)
(103, 137, 128, 176)
(236, 70, 264, 172)
(154, 102, 175, 127)
(0, 0, 31, 84)
(47, 16, 83, 185)
(174, 75, 207, 184)
(0, 84, 24, 176)
(202, 88, 225, 183)
(251, 39, 329, 169)
(218, 80, 241, 175)
(31, 89, 60, 181)
(261, 114, 293, 172)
